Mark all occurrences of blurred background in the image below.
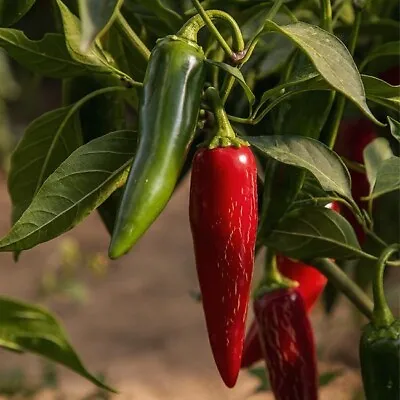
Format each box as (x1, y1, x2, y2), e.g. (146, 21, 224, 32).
(0, 0, 398, 399)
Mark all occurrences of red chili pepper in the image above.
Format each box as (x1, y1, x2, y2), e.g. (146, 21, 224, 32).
(242, 202, 339, 369)
(241, 256, 325, 369)
(189, 145, 258, 388)
(253, 288, 318, 400)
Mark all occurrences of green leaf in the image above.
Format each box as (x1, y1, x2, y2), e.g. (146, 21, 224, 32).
(8, 86, 126, 224)
(253, 75, 332, 122)
(56, 0, 115, 75)
(104, 24, 143, 84)
(362, 75, 400, 112)
(258, 160, 305, 239)
(205, 59, 255, 109)
(372, 190, 400, 245)
(361, 41, 400, 70)
(0, 30, 90, 78)
(78, 0, 124, 52)
(63, 74, 128, 234)
(296, 172, 330, 202)
(363, 137, 393, 189)
(0, 296, 115, 392)
(132, 0, 182, 33)
(246, 135, 353, 201)
(264, 21, 380, 125)
(388, 117, 400, 143)
(252, 34, 294, 80)
(8, 106, 83, 224)
(263, 206, 362, 260)
(0, 0, 36, 27)
(273, 53, 334, 138)
(258, 61, 319, 110)
(0, 130, 136, 252)
(277, 91, 334, 137)
(368, 157, 400, 200)
(240, 3, 273, 41)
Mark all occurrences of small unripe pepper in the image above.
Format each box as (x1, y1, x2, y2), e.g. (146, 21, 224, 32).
(189, 88, 258, 388)
(360, 245, 400, 400)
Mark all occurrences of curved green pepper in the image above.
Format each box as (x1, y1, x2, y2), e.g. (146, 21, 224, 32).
(109, 35, 205, 259)
(359, 245, 400, 400)
(360, 320, 400, 400)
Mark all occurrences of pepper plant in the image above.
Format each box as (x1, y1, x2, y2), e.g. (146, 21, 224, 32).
(0, 0, 399, 398)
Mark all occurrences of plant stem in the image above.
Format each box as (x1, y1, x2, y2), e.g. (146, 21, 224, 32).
(264, 249, 282, 283)
(205, 88, 235, 138)
(220, 0, 285, 103)
(320, 0, 333, 32)
(239, 0, 286, 67)
(115, 12, 150, 62)
(254, 250, 298, 297)
(311, 258, 373, 318)
(366, 230, 388, 249)
(191, 0, 233, 56)
(266, 0, 287, 21)
(179, 8, 244, 53)
(323, 9, 363, 149)
(293, 196, 348, 208)
(227, 114, 254, 124)
(372, 245, 399, 327)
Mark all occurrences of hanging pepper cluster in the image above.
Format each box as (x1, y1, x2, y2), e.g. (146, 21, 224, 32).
(0, 0, 399, 397)
(102, 7, 399, 399)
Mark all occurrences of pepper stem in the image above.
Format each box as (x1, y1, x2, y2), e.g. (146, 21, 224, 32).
(254, 249, 298, 298)
(264, 249, 283, 284)
(372, 244, 400, 328)
(177, 10, 244, 55)
(205, 87, 235, 138)
(204, 87, 248, 148)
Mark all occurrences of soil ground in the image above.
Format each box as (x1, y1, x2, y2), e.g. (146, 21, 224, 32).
(0, 174, 366, 400)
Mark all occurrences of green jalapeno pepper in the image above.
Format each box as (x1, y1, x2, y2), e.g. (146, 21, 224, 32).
(109, 35, 205, 259)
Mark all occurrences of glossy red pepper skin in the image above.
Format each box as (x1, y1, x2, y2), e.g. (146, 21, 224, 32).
(278, 256, 327, 309)
(241, 256, 325, 369)
(254, 288, 318, 400)
(189, 145, 258, 388)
